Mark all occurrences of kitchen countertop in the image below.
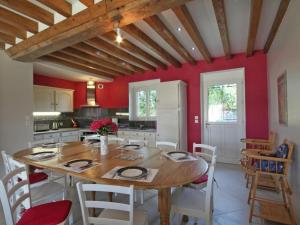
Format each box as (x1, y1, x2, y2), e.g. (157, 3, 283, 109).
(118, 128, 156, 133)
(33, 128, 81, 135)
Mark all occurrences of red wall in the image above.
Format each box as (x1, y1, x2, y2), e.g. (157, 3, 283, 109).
(96, 52, 269, 148)
(33, 74, 87, 109)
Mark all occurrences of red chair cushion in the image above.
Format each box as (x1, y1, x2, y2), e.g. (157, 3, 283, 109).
(29, 172, 48, 184)
(193, 174, 208, 184)
(17, 200, 72, 225)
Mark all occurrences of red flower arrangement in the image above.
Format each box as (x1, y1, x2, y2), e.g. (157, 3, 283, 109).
(90, 118, 118, 136)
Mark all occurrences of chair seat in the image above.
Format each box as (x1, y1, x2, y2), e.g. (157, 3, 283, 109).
(172, 187, 206, 218)
(31, 181, 65, 205)
(16, 200, 72, 225)
(99, 208, 148, 225)
(29, 172, 48, 184)
(193, 175, 208, 184)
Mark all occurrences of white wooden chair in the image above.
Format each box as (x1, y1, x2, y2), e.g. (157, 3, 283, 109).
(76, 182, 148, 225)
(28, 138, 55, 148)
(171, 156, 216, 225)
(0, 167, 72, 225)
(108, 135, 126, 144)
(128, 139, 148, 147)
(1, 151, 66, 207)
(156, 141, 178, 150)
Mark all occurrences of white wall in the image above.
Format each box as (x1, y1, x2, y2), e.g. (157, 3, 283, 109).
(267, 0, 300, 222)
(0, 52, 33, 177)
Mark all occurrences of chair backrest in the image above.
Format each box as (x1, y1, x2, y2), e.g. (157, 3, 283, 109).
(108, 135, 126, 144)
(205, 160, 216, 217)
(269, 132, 277, 150)
(1, 150, 12, 174)
(0, 167, 31, 225)
(76, 183, 134, 225)
(283, 139, 294, 175)
(28, 138, 55, 148)
(193, 143, 216, 162)
(128, 139, 148, 147)
(156, 141, 178, 150)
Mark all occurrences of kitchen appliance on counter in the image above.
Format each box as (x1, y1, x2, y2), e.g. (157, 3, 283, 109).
(34, 123, 50, 132)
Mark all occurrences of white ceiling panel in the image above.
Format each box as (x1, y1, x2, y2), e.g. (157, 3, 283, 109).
(134, 20, 185, 63)
(224, 0, 251, 54)
(158, 10, 203, 60)
(186, 0, 224, 57)
(255, 0, 281, 50)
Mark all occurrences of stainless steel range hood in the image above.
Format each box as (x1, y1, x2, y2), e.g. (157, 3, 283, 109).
(81, 81, 99, 108)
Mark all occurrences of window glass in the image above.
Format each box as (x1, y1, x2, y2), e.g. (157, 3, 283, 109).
(208, 83, 237, 122)
(136, 90, 147, 118)
(148, 90, 157, 117)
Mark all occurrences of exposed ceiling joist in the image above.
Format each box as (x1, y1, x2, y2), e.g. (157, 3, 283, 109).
(0, 20, 27, 40)
(5, 0, 190, 62)
(123, 24, 181, 68)
(51, 51, 120, 77)
(172, 5, 211, 63)
(247, 0, 263, 57)
(86, 38, 155, 72)
(212, 0, 231, 59)
(40, 55, 114, 80)
(38, 0, 72, 18)
(0, 0, 54, 26)
(73, 42, 142, 73)
(144, 15, 196, 65)
(102, 31, 168, 70)
(264, 0, 290, 53)
(0, 7, 38, 34)
(0, 42, 4, 50)
(79, 0, 94, 7)
(63, 47, 132, 75)
(0, 32, 15, 45)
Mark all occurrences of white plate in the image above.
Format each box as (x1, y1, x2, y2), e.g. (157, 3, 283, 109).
(168, 152, 187, 159)
(120, 169, 143, 177)
(69, 161, 90, 168)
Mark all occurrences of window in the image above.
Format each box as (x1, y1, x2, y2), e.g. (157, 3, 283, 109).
(135, 88, 157, 120)
(207, 83, 237, 122)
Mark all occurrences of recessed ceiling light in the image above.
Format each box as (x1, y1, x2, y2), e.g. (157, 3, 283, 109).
(177, 27, 182, 32)
(96, 51, 101, 56)
(192, 47, 196, 51)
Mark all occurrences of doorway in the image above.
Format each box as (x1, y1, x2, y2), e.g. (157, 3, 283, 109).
(201, 68, 245, 164)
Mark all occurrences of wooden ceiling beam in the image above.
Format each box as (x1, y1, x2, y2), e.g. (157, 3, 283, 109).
(86, 38, 155, 72)
(79, 0, 94, 7)
(264, 0, 290, 53)
(72, 42, 142, 73)
(0, 0, 54, 26)
(71, 42, 136, 74)
(39, 55, 114, 80)
(0, 20, 27, 40)
(0, 7, 38, 34)
(5, 0, 190, 61)
(0, 32, 15, 45)
(102, 31, 168, 70)
(38, 0, 72, 18)
(212, 0, 231, 59)
(61, 47, 128, 75)
(51, 51, 120, 77)
(123, 24, 181, 68)
(172, 5, 212, 63)
(144, 15, 196, 65)
(0, 42, 5, 50)
(247, 0, 263, 57)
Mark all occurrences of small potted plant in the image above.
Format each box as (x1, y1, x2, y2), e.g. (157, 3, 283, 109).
(90, 118, 118, 155)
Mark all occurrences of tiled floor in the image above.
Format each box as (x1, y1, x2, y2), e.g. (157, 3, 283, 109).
(0, 163, 284, 225)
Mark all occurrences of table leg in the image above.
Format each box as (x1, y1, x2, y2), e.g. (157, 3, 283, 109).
(158, 188, 171, 225)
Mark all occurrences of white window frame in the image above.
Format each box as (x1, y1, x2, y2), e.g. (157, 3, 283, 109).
(129, 79, 160, 121)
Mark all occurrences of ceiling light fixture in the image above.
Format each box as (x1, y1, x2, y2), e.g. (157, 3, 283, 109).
(112, 15, 123, 44)
(192, 47, 196, 51)
(115, 27, 123, 44)
(177, 27, 182, 32)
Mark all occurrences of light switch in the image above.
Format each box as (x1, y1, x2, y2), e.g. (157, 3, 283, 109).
(195, 119, 199, 124)
(194, 115, 199, 120)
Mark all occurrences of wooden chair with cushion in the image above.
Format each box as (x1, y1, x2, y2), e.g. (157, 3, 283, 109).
(76, 182, 148, 225)
(0, 167, 72, 225)
(247, 140, 296, 224)
(240, 132, 277, 188)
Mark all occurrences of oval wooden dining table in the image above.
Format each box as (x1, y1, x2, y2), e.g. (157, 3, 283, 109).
(13, 142, 208, 225)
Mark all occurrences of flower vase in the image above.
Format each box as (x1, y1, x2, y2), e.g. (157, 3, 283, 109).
(100, 135, 108, 155)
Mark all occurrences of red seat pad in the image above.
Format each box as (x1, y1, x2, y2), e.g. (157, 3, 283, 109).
(17, 200, 72, 225)
(29, 172, 48, 184)
(193, 174, 208, 184)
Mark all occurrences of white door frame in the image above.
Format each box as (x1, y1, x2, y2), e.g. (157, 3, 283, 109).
(200, 68, 246, 161)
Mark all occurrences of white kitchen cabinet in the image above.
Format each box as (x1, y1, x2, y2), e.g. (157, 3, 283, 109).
(33, 85, 74, 112)
(33, 130, 80, 143)
(117, 130, 156, 147)
(60, 131, 80, 142)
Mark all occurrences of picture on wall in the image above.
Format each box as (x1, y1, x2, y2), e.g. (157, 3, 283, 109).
(277, 71, 288, 125)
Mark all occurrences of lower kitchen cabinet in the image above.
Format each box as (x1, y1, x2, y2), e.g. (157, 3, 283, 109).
(33, 130, 80, 143)
(117, 130, 156, 147)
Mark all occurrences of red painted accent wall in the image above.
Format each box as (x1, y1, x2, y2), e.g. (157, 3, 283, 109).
(33, 74, 87, 109)
(96, 52, 269, 148)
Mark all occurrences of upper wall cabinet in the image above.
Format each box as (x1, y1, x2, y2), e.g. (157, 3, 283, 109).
(34, 85, 74, 112)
